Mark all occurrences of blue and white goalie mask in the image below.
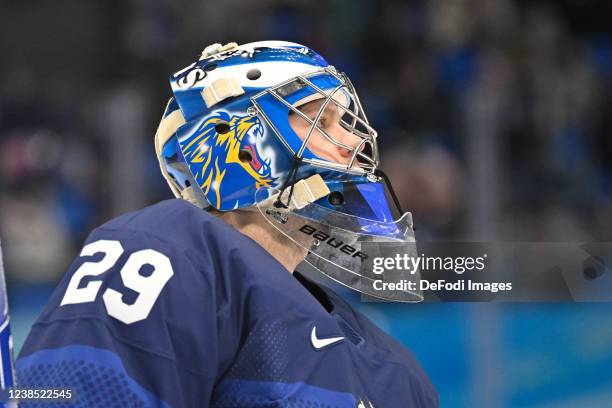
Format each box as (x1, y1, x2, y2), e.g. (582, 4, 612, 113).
(156, 41, 422, 302)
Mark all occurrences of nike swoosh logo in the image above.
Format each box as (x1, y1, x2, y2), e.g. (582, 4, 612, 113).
(310, 326, 344, 350)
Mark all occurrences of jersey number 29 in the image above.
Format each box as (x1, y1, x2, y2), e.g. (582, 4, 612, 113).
(60, 239, 174, 324)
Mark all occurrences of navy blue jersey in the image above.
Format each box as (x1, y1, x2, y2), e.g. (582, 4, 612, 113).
(16, 199, 437, 407)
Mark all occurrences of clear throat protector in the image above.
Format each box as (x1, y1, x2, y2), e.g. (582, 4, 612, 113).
(255, 185, 423, 302)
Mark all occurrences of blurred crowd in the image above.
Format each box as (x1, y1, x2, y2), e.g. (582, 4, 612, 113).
(1, 0, 611, 284)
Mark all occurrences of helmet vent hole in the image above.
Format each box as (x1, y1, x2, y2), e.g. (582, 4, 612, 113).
(246, 69, 261, 80)
(204, 63, 217, 71)
(215, 121, 230, 134)
(328, 191, 344, 206)
(184, 180, 191, 187)
(239, 149, 253, 163)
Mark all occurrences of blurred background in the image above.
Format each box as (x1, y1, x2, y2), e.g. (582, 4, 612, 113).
(2, 0, 612, 406)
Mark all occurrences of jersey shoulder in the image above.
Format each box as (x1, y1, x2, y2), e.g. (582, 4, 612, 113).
(16, 200, 229, 407)
(81, 199, 226, 295)
(29, 199, 225, 337)
(92, 199, 256, 273)
(20, 200, 247, 380)
(43, 198, 287, 335)
(95, 199, 285, 284)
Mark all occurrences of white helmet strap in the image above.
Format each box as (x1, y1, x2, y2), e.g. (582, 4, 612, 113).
(154, 106, 186, 199)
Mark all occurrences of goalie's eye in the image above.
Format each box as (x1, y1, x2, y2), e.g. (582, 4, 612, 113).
(302, 109, 334, 129)
(314, 116, 328, 128)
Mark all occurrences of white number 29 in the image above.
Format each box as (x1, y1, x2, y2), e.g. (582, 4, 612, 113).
(60, 239, 174, 324)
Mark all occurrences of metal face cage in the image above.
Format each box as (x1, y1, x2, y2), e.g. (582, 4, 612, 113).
(249, 67, 380, 176)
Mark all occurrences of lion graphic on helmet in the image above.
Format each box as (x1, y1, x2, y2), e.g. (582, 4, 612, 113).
(181, 111, 277, 208)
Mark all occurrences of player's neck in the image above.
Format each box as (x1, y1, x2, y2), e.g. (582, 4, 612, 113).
(214, 210, 308, 273)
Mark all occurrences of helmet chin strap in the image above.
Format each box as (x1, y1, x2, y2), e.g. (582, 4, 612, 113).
(258, 174, 330, 211)
(273, 156, 303, 209)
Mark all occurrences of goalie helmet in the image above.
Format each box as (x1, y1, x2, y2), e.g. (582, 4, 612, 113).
(155, 41, 421, 302)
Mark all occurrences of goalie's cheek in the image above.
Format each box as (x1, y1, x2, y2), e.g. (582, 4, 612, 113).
(306, 131, 344, 163)
(288, 114, 351, 165)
